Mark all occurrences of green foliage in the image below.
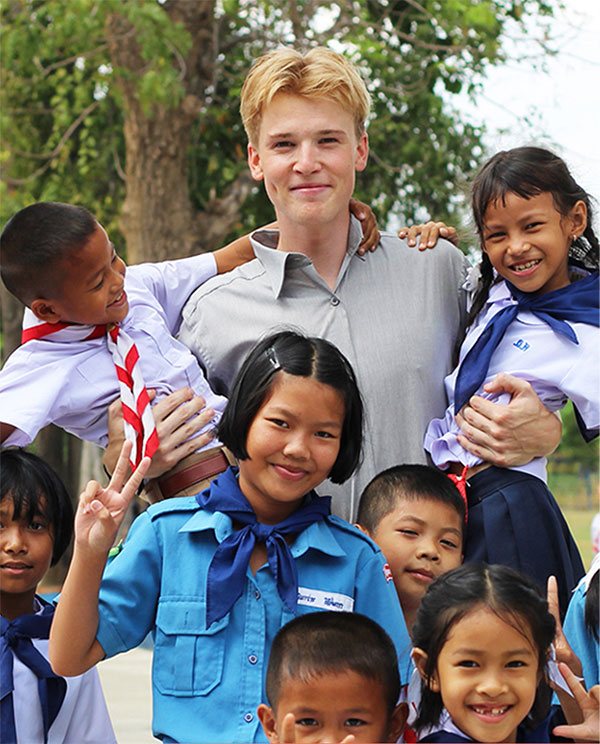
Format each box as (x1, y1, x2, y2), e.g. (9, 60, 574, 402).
(549, 402, 600, 473)
(1, 0, 560, 242)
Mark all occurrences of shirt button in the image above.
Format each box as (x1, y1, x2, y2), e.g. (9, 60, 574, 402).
(244, 713, 254, 723)
(248, 654, 258, 665)
(330, 296, 340, 306)
(254, 590, 261, 600)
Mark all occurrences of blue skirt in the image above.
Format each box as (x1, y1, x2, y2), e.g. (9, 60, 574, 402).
(464, 467, 584, 617)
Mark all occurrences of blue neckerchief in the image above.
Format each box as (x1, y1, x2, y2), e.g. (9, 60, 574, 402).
(454, 272, 600, 421)
(196, 467, 331, 627)
(0, 600, 67, 744)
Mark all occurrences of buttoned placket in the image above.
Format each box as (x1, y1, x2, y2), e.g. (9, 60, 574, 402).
(234, 571, 267, 740)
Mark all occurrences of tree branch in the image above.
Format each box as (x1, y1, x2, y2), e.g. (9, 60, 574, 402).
(33, 43, 109, 77)
(194, 170, 255, 251)
(9, 100, 101, 161)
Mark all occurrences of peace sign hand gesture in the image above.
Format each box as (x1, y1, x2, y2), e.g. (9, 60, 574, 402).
(75, 440, 150, 555)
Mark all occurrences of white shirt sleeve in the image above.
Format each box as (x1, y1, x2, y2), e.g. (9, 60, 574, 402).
(130, 253, 217, 334)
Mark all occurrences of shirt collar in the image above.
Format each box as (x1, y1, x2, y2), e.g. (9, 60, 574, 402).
(250, 215, 365, 299)
(179, 507, 346, 558)
(179, 508, 234, 543)
(290, 518, 347, 559)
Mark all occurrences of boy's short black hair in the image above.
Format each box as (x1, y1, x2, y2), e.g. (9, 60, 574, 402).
(218, 329, 363, 484)
(0, 201, 97, 305)
(356, 464, 465, 534)
(266, 611, 400, 711)
(0, 448, 74, 565)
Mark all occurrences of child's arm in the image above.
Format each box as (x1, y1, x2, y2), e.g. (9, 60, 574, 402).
(553, 664, 600, 741)
(50, 442, 149, 676)
(0, 422, 16, 444)
(547, 576, 584, 678)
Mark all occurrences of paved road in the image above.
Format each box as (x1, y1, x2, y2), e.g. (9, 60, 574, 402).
(98, 646, 154, 743)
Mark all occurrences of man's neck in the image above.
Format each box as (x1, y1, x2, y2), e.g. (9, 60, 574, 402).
(276, 213, 351, 290)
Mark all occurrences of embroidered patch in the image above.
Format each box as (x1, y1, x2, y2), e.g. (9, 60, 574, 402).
(297, 587, 354, 612)
(383, 562, 394, 582)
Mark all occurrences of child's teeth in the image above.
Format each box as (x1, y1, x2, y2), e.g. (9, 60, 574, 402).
(514, 259, 539, 271)
(474, 706, 507, 716)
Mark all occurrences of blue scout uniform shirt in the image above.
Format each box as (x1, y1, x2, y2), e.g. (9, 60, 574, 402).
(96, 496, 410, 743)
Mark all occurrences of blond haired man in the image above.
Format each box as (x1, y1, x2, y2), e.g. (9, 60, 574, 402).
(178, 47, 560, 521)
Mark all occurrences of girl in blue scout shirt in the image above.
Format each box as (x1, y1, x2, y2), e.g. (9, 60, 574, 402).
(411, 563, 589, 743)
(0, 449, 115, 744)
(50, 330, 410, 744)
(424, 146, 599, 615)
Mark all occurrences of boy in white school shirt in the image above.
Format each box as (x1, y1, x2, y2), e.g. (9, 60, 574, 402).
(0, 201, 253, 498)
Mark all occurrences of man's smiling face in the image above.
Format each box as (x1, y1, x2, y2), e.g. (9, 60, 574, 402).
(247, 93, 368, 233)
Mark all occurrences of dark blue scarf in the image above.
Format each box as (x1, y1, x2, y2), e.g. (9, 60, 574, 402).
(196, 467, 331, 628)
(454, 273, 599, 434)
(0, 601, 67, 744)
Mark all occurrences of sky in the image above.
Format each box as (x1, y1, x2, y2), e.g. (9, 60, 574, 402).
(463, 0, 600, 201)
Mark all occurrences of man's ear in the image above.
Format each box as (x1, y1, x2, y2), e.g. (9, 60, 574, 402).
(247, 142, 264, 182)
(257, 703, 278, 743)
(387, 701, 409, 742)
(412, 647, 440, 691)
(30, 298, 63, 324)
(354, 131, 369, 173)
(354, 522, 371, 537)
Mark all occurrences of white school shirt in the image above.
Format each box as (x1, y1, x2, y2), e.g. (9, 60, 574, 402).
(11, 601, 116, 744)
(0, 253, 228, 449)
(425, 280, 600, 482)
(13, 641, 116, 744)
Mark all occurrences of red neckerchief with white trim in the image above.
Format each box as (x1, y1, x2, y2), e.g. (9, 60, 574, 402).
(21, 308, 159, 468)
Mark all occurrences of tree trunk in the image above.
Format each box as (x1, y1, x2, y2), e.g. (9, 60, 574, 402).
(0, 284, 23, 363)
(105, 1, 254, 264)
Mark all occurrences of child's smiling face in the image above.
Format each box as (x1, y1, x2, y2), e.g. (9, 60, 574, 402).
(481, 191, 586, 295)
(368, 498, 463, 629)
(238, 372, 344, 524)
(0, 495, 54, 619)
(32, 222, 128, 327)
(258, 669, 406, 743)
(427, 605, 540, 743)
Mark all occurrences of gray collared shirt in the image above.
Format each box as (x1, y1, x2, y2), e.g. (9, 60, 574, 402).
(180, 217, 469, 520)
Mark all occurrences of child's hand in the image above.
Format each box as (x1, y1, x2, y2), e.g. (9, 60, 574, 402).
(277, 712, 356, 743)
(349, 198, 380, 254)
(398, 221, 459, 250)
(553, 664, 600, 741)
(76, 440, 150, 554)
(547, 575, 583, 678)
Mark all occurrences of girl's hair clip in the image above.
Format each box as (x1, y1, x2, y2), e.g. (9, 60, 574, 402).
(266, 346, 282, 372)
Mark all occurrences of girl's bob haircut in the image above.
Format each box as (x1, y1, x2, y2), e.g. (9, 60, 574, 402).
(412, 563, 556, 733)
(218, 329, 363, 484)
(1, 448, 74, 565)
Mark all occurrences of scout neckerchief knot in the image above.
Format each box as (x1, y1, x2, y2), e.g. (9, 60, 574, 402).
(453, 271, 600, 418)
(21, 309, 159, 468)
(196, 467, 332, 627)
(0, 603, 67, 744)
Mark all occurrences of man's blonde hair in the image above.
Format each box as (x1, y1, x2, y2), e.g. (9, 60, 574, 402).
(240, 47, 371, 145)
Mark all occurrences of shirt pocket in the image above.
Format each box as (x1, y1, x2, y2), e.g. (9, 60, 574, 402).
(133, 315, 190, 370)
(154, 598, 229, 696)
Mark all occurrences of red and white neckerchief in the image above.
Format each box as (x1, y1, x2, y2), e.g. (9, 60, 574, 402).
(21, 309, 159, 468)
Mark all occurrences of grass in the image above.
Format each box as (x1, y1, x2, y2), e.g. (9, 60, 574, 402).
(550, 471, 599, 570)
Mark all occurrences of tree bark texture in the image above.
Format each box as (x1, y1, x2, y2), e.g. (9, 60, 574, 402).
(105, 1, 252, 264)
